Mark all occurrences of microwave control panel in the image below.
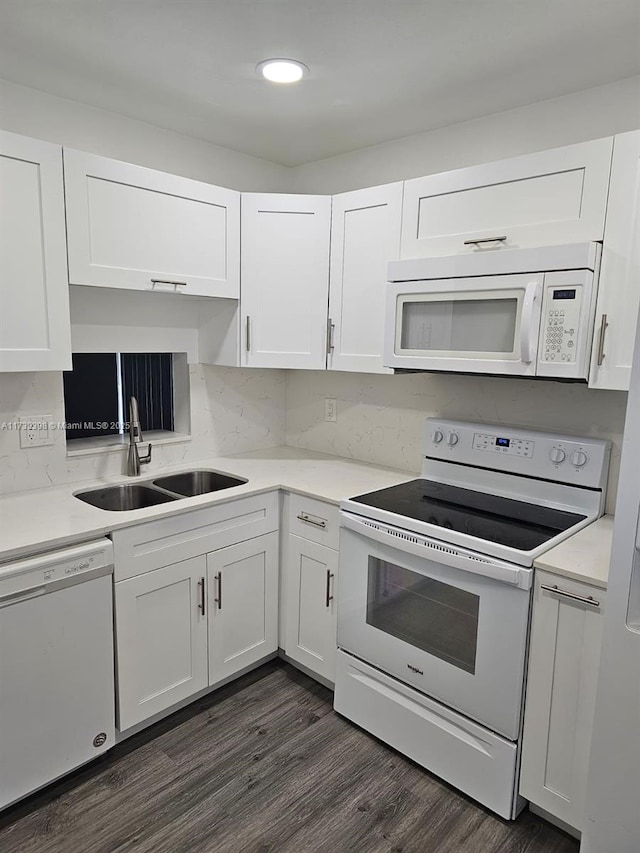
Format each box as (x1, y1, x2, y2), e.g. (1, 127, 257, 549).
(539, 285, 583, 364)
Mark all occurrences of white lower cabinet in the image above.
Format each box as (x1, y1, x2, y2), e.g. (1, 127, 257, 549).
(114, 555, 209, 731)
(282, 494, 340, 684)
(283, 534, 339, 683)
(520, 570, 606, 834)
(207, 532, 279, 684)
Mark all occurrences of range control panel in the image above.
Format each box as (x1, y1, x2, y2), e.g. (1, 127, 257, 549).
(472, 432, 534, 458)
(540, 285, 583, 364)
(425, 418, 611, 489)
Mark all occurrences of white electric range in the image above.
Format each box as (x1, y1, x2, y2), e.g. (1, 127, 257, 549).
(334, 418, 610, 819)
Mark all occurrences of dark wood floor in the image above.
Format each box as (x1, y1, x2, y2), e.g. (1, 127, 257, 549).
(0, 661, 578, 853)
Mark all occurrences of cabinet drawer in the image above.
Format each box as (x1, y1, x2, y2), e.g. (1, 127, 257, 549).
(288, 493, 340, 550)
(112, 492, 279, 580)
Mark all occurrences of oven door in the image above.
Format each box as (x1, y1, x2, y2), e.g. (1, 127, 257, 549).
(384, 273, 543, 375)
(337, 512, 532, 740)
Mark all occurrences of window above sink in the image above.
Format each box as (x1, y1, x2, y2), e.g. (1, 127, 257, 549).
(62, 351, 191, 456)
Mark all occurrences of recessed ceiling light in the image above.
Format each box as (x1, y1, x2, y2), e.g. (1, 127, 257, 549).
(257, 59, 309, 84)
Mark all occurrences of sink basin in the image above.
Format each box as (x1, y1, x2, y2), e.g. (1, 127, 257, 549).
(153, 470, 247, 497)
(75, 484, 178, 511)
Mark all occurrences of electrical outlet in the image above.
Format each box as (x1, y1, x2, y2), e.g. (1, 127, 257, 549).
(324, 398, 337, 423)
(19, 415, 53, 448)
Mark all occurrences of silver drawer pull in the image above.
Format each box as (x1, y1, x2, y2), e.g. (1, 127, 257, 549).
(150, 278, 188, 287)
(541, 583, 600, 608)
(463, 236, 507, 246)
(296, 512, 327, 529)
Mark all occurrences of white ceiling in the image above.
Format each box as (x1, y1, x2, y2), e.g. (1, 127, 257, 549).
(0, 1, 638, 166)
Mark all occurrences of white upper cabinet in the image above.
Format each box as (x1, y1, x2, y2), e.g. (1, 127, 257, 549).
(0, 130, 71, 372)
(401, 138, 614, 259)
(64, 149, 240, 298)
(328, 183, 402, 374)
(589, 130, 640, 391)
(241, 193, 331, 369)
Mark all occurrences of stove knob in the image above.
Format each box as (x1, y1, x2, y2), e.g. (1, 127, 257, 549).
(446, 432, 459, 447)
(571, 450, 588, 468)
(549, 447, 566, 464)
(432, 430, 444, 444)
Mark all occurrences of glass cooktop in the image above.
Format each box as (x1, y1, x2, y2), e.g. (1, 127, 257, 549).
(350, 479, 586, 552)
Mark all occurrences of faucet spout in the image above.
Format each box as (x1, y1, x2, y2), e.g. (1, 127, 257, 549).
(126, 396, 152, 476)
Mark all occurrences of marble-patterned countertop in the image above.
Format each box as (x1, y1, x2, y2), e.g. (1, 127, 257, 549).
(0, 446, 616, 588)
(0, 446, 413, 564)
(533, 515, 614, 589)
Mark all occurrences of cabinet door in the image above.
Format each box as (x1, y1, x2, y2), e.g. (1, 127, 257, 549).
(207, 531, 279, 684)
(64, 149, 240, 298)
(283, 534, 338, 683)
(0, 131, 71, 371)
(328, 183, 402, 374)
(520, 571, 606, 833)
(241, 193, 331, 368)
(401, 138, 613, 259)
(114, 556, 208, 731)
(589, 130, 640, 391)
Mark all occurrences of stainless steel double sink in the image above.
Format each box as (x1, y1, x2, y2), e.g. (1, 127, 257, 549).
(75, 470, 248, 511)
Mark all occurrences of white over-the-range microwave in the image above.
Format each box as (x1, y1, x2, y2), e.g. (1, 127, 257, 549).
(384, 243, 601, 380)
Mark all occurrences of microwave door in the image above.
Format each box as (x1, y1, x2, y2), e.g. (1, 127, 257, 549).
(384, 274, 543, 375)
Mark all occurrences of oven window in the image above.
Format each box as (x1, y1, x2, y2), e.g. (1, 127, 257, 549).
(367, 558, 479, 674)
(400, 297, 518, 353)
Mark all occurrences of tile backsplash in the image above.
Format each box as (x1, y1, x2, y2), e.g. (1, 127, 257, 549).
(0, 365, 286, 495)
(285, 370, 628, 514)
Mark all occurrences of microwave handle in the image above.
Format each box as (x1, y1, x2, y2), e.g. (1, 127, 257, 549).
(340, 511, 532, 590)
(520, 281, 542, 364)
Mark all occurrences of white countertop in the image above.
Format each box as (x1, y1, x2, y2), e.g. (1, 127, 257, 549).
(533, 515, 614, 589)
(0, 446, 413, 564)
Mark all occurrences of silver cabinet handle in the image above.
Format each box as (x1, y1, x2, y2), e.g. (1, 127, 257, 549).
(214, 571, 222, 609)
(596, 313, 609, 366)
(327, 317, 335, 355)
(325, 570, 334, 608)
(296, 512, 327, 529)
(198, 577, 206, 616)
(463, 236, 508, 246)
(245, 316, 251, 353)
(541, 583, 600, 608)
(150, 278, 188, 287)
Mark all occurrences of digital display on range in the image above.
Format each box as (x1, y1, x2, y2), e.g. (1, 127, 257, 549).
(496, 437, 510, 447)
(552, 289, 577, 300)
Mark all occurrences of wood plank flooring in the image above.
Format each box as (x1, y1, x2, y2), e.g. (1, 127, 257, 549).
(0, 661, 579, 853)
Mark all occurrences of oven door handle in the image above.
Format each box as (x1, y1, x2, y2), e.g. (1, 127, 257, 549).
(340, 511, 532, 590)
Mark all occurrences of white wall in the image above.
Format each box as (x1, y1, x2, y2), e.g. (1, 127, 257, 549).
(0, 78, 286, 190)
(288, 76, 640, 193)
(285, 370, 627, 514)
(0, 365, 286, 495)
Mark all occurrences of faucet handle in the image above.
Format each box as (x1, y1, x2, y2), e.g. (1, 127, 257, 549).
(139, 443, 152, 465)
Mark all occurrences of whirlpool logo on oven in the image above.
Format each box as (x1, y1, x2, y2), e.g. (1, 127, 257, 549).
(407, 664, 424, 676)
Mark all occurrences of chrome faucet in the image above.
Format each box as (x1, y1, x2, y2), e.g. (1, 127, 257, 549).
(126, 396, 152, 476)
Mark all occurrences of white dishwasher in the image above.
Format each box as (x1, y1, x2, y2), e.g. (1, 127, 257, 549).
(0, 538, 115, 809)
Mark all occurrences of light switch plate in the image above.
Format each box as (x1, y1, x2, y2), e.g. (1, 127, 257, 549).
(19, 414, 53, 448)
